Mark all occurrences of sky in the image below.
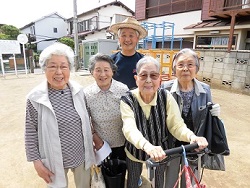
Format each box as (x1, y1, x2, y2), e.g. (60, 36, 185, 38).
(0, 0, 135, 28)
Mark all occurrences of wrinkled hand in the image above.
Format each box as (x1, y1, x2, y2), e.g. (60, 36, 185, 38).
(143, 142, 166, 161)
(92, 132, 104, 150)
(190, 135, 208, 151)
(33, 160, 54, 184)
(210, 103, 220, 116)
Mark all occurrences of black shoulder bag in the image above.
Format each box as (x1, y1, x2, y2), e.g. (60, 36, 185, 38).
(197, 103, 230, 156)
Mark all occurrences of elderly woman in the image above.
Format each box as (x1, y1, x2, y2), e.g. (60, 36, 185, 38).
(25, 42, 95, 188)
(161, 48, 220, 187)
(84, 53, 129, 160)
(120, 56, 208, 188)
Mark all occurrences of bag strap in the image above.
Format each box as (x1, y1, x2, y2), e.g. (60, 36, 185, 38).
(173, 166, 202, 188)
(91, 165, 102, 175)
(173, 145, 203, 188)
(173, 166, 185, 188)
(187, 166, 201, 187)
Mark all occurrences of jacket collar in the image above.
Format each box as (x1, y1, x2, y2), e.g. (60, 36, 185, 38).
(28, 80, 82, 108)
(170, 78, 206, 96)
(91, 79, 116, 94)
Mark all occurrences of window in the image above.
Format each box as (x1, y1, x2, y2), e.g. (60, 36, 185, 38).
(53, 28, 58, 33)
(146, 0, 202, 18)
(78, 16, 97, 33)
(196, 35, 236, 49)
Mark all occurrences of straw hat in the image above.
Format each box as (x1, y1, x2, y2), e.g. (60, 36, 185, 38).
(109, 17, 147, 39)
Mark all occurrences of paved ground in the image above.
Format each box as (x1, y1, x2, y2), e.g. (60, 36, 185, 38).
(0, 70, 249, 188)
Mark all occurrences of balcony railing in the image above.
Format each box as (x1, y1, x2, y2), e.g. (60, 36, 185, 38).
(209, 0, 250, 18)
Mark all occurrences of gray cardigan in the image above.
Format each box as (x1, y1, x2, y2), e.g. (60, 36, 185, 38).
(27, 80, 95, 187)
(161, 78, 212, 133)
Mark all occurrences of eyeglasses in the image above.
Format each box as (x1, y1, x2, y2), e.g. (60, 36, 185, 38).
(46, 65, 69, 72)
(138, 73, 160, 80)
(176, 63, 196, 69)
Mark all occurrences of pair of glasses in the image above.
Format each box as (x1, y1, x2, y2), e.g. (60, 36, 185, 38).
(46, 65, 69, 72)
(138, 73, 160, 80)
(176, 63, 196, 69)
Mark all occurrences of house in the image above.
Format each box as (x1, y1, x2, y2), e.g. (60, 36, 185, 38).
(135, 0, 250, 51)
(66, 1, 134, 68)
(67, 1, 134, 41)
(186, 0, 250, 52)
(135, 0, 250, 95)
(19, 12, 68, 51)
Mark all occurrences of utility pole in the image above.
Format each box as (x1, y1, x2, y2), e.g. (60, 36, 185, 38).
(73, 0, 79, 71)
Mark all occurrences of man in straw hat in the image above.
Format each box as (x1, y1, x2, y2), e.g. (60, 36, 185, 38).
(110, 17, 148, 89)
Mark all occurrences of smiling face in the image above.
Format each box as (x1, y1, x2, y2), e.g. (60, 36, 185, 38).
(175, 53, 197, 84)
(118, 28, 140, 55)
(135, 62, 160, 103)
(92, 60, 113, 91)
(45, 55, 70, 90)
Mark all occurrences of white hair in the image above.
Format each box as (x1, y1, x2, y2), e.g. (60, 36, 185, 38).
(39, 42, 74, 71)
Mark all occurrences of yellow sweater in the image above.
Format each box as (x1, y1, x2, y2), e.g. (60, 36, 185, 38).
(120, 88, 194, 163)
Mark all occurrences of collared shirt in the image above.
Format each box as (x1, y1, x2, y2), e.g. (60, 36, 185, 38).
(84, 79, 129, 148)
(120, 88, 194, 162)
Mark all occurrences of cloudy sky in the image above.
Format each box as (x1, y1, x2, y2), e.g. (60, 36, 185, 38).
(0, 0, 135, 28)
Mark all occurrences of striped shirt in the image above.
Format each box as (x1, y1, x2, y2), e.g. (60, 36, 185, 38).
(25, 86, 85, 168)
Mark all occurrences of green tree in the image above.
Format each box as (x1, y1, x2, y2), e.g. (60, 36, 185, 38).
(58, 37, 74, 50)
(0, 25, 20, 40)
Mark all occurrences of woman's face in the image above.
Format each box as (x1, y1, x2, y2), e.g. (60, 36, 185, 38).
(175, 53, 197, 83)
(135, 62, 160, 100)
(45, 55, 70, 90)
(92, 61, 113, 91)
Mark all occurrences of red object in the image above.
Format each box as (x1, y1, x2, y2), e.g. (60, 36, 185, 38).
(174, 165, 207, 188)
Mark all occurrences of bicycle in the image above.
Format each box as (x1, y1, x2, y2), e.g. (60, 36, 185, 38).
(146, 143, 207, 188)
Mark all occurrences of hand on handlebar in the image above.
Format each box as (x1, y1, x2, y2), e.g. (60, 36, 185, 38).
(143, 142, 166, 162)
(189, 135, 208, 151)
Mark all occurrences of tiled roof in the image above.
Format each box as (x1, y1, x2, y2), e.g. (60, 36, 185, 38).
(184, 19, 250, 30)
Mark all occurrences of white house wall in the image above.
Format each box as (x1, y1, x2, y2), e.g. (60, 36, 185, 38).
(238, 30, 247, 50)
(84, 30, 108, 40)
(35, 15, 67, 51)
(76, 5, 132, 33)
(142, 10, 202, 38)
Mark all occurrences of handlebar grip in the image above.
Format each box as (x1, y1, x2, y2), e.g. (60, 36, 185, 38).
(164, 143, 199, 156)
(146, 143, 200, 178)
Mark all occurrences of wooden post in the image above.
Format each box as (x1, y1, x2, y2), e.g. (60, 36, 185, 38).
(227, 12, 237, 52)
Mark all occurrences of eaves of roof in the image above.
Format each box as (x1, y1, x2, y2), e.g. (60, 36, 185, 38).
(184, 19, 250, 31)
(67, 26, 109, 38)
(19, 12, 66, 30)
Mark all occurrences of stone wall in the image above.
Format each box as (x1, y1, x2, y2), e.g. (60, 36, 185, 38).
(197, 50, 250, 95)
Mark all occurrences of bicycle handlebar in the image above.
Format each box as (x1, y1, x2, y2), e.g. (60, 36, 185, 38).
(146, 143, 200, 182)
(164, 143, 199, 156)
(146, 143, 199, 167)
